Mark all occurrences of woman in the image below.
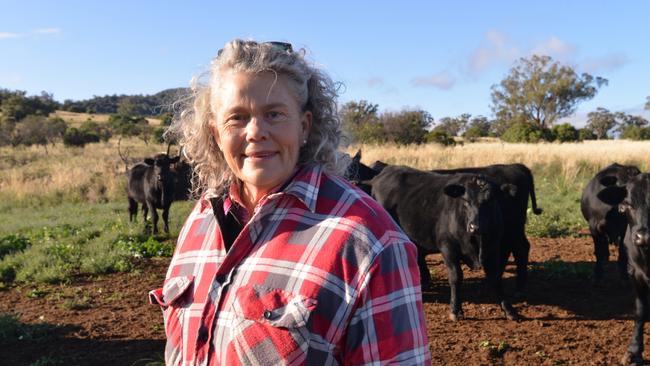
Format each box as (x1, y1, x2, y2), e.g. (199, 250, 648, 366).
(150, 39, 431, 365)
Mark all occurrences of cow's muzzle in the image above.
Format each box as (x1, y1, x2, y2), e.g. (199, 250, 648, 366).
(634, 228, 650, 247)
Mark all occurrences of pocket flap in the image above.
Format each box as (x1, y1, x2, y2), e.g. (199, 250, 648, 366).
(149, 275, 194, 307)
(233, 284, 317, 328)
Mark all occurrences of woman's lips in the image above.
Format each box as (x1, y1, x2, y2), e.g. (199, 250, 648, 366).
(244, 151, 278, 162)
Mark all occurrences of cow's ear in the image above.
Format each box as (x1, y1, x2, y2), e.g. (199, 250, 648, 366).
(599, 176, 618, 187)
(144, 158, 154, 166)
(444, 184, 466, 198)
(597, 186, 627, 205)
(501, 183, 518, 197)
(352, 149, 361, 162)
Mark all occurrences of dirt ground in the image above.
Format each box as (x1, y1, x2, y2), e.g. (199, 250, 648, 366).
(0, 237, 647, 365)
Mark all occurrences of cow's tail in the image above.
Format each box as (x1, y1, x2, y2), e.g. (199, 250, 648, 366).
(524, 165, 543, 215)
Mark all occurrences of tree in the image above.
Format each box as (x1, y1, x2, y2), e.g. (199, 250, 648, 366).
(340, 100, 381, 143)
(615, 112, 648, 134)
(433, 113, 470, 137)
(491, 55, 607, 130)
(551, 123, 579, 142)
(0, 90, 58, 122)
(462, 115, 492, 140)
(646, 96, 650, 110)
(585, 108, 617, 139)
(501, 122, 550, 143)
(380, 109, 432, 145)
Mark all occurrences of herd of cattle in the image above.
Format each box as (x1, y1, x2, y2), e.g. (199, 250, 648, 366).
(123, 147, 650, 365)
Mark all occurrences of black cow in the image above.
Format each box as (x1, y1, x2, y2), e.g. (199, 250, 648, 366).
(127, 153, 180, 234)
(430, 163, 542, 295)
(597, 173, 650, 365)
(581, 163, 640, 281)
(370, 160, 542, 294)
(370, 165, 519, 320)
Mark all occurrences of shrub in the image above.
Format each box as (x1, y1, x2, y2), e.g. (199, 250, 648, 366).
(424, 130, 456, 146)
(63, 127, 100, 147)
(0, 234, 30, 260)
(620, 126, 650, 140)
(578, 128, 597, 141)
(501, 122, 551, 143)
(551, 123, 580, 142)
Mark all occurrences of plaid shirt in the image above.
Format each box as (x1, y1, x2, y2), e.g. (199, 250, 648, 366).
(149, 164, 430, 366)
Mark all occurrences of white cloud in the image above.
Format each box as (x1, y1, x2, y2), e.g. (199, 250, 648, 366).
(0, 32, 21, 39)
(582, 54, 628, 73)
(32, 27, 61, 35)
(529, 36, 575, 60)
(468, 30, 520, 74)
(366, 77, 384, 88)
(411, 71, 455, 90)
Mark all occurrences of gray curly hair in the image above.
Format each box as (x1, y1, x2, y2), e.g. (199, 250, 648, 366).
(169, 39, 347, 197)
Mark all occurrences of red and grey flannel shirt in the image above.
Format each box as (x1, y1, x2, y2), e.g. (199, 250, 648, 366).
(149, 164, 431, 365)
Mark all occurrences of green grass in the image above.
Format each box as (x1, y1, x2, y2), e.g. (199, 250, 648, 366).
(526, 160, 592, 237)
(0, 199, 194, 285)
(529, 256, 592, 280)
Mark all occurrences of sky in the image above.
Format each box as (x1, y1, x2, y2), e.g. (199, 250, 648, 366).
(1, 1, 649, 126)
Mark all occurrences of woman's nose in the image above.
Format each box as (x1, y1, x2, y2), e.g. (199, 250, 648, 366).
(245, 116, 269, 141)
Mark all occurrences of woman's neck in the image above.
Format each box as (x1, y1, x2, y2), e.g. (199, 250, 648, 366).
(240, 183, 270, 216)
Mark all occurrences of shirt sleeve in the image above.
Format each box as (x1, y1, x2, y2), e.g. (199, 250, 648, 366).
(341, 241, 431, 365)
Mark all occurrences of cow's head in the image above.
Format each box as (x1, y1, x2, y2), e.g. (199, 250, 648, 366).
(443, 174, 516, 269)
(598, 174, 650, 249)
(599, 163, 641, 187)
(144, 153, 180, 183)
(343, 150, 379, 195)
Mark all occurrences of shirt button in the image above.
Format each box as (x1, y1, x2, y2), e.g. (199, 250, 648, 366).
(197, 325, 209, 343)
(263, 310, 272, 319)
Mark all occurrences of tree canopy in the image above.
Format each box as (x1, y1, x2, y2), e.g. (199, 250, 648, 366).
(491, 55, 607, 130)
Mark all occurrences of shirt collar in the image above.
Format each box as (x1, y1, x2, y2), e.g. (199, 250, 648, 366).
(275, 164, 322, 213)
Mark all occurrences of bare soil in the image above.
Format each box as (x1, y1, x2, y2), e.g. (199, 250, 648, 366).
(0, 237, 646, 365)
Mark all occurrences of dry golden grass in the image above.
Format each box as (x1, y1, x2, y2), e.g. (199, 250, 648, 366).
(348, 140, 650, 174)
(53, 111, 162, 127)
(3, 139, 650, 205)
(0, 138, 172, 203)
(53, 110, 110, 127)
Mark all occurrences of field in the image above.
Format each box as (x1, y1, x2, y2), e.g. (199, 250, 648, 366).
(2, 139, 650, 365)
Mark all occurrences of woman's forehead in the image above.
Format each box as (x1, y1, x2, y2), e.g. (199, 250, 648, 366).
(212, 70, 297, 108)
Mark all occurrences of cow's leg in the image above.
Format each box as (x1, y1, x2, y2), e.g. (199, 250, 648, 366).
(148, 203, 158, 235)
(417, 250, 432, 290)
(512, 234, 530, 295)
(617, 238, 630, 281)
(128, 197, 137, 222)
(162, 204, 170, 234)
(484, 258, 520, 321)
(591, 228, 609, 281)
(440, 247, 463, 321)
(622, 278, 648, 365)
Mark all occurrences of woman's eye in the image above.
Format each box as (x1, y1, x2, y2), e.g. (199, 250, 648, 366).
(225, 114, 247, 125)
(266, 111, 285, 120)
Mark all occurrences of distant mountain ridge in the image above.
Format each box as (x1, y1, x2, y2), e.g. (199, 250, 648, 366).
(61, 87, 190, 116)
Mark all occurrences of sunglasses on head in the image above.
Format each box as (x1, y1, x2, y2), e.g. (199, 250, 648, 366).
(217, 41, 293, 58)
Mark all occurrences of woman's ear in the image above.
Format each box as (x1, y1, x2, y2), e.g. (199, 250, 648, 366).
(301, 111, 312, 143)
(208, 118, 222, 150)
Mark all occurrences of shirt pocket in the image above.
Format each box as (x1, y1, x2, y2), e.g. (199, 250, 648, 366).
(149, 275, 194, 365)
(228, 284, 317, 365)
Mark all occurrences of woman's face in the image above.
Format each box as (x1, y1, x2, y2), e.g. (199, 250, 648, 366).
(211, 70, 311, 200)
